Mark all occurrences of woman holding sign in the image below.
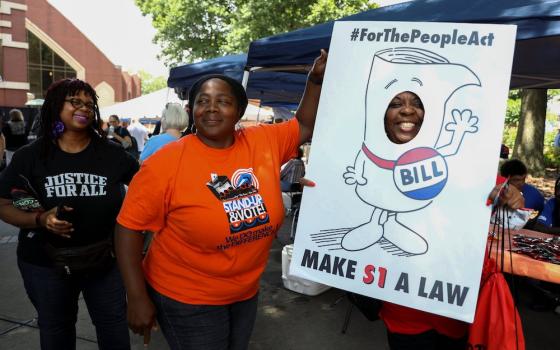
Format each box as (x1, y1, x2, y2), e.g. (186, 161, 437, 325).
(376, 91, 523, 350)
(114, 51, 327, 349)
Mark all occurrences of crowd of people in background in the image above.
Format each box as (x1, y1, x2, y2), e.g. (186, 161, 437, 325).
(140, 103, 188, 162)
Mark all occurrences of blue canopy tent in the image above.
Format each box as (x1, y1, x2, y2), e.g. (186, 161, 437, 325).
(247, 71, 306, 107)
(168, 54, 306, 107)
(246, 0, 560, 89)
(168, 54, 246, 99)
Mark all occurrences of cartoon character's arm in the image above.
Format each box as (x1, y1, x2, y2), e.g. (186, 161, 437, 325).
(343, 150, 367, 186)
(436, 109, 479, 157)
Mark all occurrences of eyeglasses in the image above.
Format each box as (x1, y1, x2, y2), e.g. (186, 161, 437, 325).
(65, 98, 95, 111)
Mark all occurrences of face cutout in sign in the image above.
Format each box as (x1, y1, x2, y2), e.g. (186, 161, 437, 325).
(290, 22, 516, 322)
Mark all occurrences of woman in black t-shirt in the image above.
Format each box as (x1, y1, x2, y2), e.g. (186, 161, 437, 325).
(0, 79, 138, 350)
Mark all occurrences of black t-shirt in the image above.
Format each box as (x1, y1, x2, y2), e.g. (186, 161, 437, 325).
(0, 137, 139, 266)
(2, 122, 28, 151)
(111, 126, 131, 145)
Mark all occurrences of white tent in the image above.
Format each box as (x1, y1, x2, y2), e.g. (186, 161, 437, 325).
(100, 88, 275, 122)
(242, 103, 274, 123)
(100, 88, 183, 120)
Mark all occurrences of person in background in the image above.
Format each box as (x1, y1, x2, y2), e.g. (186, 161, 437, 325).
(127, 118, 149, 152)
(500, 159, 545, 213)
(151, 119, 161, 136)
(553, 128, 560, 148)
(528, 177, 560, 312)
(107, 115, 133, 149)
(534, 177, 560, 235)
(114, 50, 327, 350)
(2, 109, 28, 166)
(140, 104, 189, 162)
(108, 115, 140, 160)
(28, 109, 42, 141)
(500, 143, 510, 159)
(0, 120, 5, 169)
(0, 78, 138, 349)
(280, 147, 306, 192)
(553, 128, 560, 173)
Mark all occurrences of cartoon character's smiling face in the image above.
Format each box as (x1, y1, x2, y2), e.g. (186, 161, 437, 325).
(384, 91, 425, 144)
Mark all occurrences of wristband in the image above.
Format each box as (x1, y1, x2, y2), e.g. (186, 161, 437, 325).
(35, 211, 44, 228)
(308, 74, 323, 85)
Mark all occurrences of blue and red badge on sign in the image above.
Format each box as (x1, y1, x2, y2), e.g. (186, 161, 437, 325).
(393, 147, 448, 200)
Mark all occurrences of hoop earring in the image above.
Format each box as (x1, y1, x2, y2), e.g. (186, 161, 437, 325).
(52, 121, 65, 138)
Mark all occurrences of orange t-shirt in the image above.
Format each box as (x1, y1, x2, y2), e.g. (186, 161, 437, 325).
(118, 119, 299, 305)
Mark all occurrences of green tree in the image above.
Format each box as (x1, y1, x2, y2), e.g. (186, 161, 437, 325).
(138, 70, 167, 94)
(135, 0, 377, 66)
(503, 89, 560, 174)
(505, 89, 521, 126)
(504, 89, 559, 127)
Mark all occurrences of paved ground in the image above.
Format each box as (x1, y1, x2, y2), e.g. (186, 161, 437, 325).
(0, 217, 558, 349)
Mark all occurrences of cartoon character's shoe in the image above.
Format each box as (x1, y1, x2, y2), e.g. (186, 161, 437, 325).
(341, 222, 383, 251)
(382, 215, 428, 256)
(341, 208, 386, 251)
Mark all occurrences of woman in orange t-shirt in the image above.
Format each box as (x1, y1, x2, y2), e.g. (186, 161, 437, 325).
(114, 50, 327, 350)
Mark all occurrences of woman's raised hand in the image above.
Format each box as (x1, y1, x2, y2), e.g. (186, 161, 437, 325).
(308, 49, 328, 85)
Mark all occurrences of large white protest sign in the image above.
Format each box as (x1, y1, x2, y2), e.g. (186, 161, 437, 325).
(290, 21, 516, 322)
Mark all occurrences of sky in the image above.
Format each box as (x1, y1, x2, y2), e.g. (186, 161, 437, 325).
(48, 0, 167, 77)
(376, 0, 411, 6)
(48, 0, 410, 78)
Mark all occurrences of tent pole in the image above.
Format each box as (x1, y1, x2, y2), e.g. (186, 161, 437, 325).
(257, 99, 262, 124)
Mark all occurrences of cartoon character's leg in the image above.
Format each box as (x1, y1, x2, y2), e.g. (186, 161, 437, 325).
(381, 213, 428, 256)
(341, 207, 386, 251)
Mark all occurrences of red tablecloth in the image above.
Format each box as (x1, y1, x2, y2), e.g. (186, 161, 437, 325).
(487, 228, 560, 284)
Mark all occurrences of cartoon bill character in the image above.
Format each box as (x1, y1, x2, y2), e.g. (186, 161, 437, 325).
(342, 47, 481, 256)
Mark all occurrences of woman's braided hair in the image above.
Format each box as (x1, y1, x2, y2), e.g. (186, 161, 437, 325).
(39, 78, 104, 157)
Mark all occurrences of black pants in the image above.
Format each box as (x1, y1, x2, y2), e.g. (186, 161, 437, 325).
(387, 329, 466, 350)
(18, 259, 130, 350)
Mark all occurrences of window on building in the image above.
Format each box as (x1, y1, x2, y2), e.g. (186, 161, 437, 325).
(26, 31, 77, 98)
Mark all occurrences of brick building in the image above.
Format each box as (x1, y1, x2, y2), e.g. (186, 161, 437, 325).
(0, 0, 141, 108)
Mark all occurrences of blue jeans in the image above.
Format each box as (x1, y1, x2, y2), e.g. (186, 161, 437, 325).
(148, 285, 258, 350)
(18, 259, 130, 350)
